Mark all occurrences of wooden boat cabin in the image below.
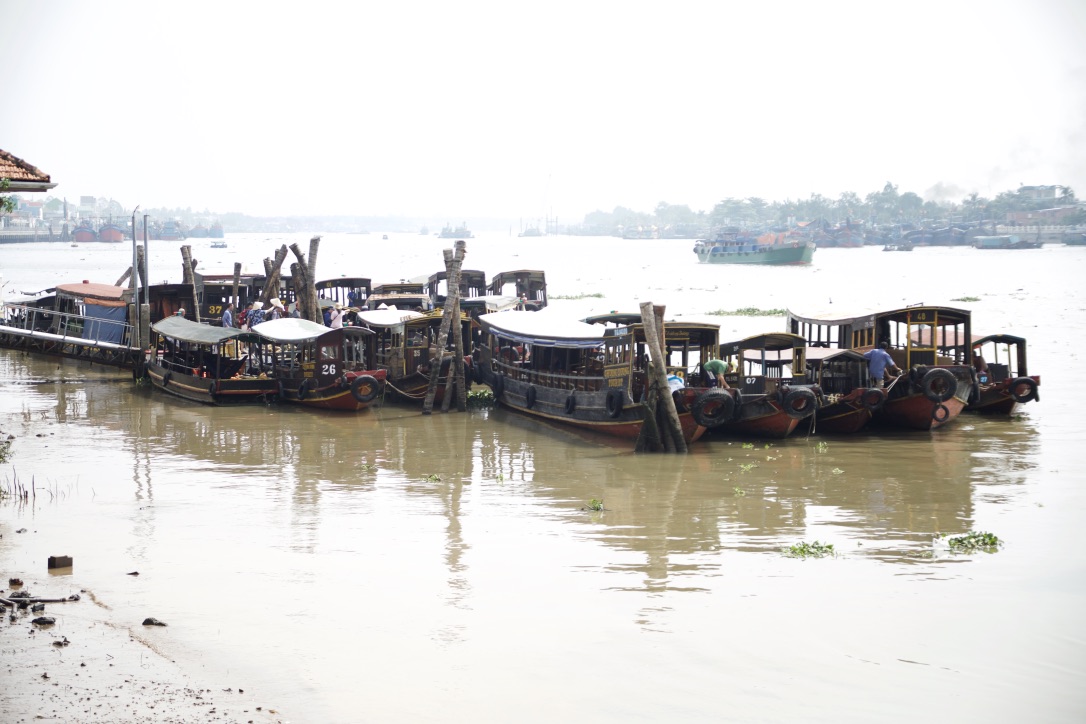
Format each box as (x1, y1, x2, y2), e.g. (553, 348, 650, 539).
(967, 334, 1039, 413)
(488, 270, 548, 311)
(144, 316, 277, 405)
(786, 305, 976, 430)
(314, 277, 372, 310)
(354, 308, 472, 403)
(476, 310, 704, 442)
(251, 318, 385, 411)
(426, 269, 487, 307)
(368, 282, 433, 312)
(192, 272, 264, 324)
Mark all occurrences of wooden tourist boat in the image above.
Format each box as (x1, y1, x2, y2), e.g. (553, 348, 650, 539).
(801, 348, 885, 433)
(689, 333, 819, 438)
(251, 318, 386, 411)
(693, 231, 815, 265)
(967, 334, 1039, 413)
(786, 305, 977, 430)
(144, 316, 278, 405)
(476, 310, 705, 443)
(354, 308, 473, 403)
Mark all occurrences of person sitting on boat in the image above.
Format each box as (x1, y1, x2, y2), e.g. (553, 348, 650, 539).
(972, 353, 989, 382)
(221, 302, 234, 328)
(175, 307, 186, 318)
(702, 359, 732, 389)
(238, 302, 252, 329)
(863, 342, 902, 388)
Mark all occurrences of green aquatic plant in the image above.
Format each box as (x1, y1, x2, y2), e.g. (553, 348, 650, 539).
(424, 474, 442, 482)
(467, 389, 496, 408)
(741, 442, 754, 449)
(733, 487, 746, 497)
(707, 307, 787, 317)
(815, 441, 829, 453)
(585, 498, 604, 511)
(739, 463, 756, 473)
(941, 531, 1003, 553)
(951, 296, 981, 302)
(0, 439, 11, 465)
(831, 467, 844, 475)
(551, 292, 605, 300)
(785, 541, 836, 558)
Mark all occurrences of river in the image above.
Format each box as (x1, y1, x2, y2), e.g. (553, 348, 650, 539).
(1, 233, 1084, 722)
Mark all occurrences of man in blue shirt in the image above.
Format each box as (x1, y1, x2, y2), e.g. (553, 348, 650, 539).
(864, 342, 902, 387)
(221, 302, 234, 328)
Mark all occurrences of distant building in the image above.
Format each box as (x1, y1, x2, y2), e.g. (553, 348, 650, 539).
(1016, 185, 1060, 202)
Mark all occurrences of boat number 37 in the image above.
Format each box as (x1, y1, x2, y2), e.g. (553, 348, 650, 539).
(322, 364, 337, 376)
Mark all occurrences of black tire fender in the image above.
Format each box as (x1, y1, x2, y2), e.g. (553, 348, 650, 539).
(1009, 377, 1038, 403)
(350, 375, 381, 404)
(605, 388, 624, 419)
(525, 385, 537, 409)
(932, 403, 950, 423)
(690, 389, 734, 428)
(491, 373, 505, 398)
(162, 370, 172, 386)
(297, 378, 310, 401)
(921, 368, 957, 403)
(861, 388, 886, 411)
(565, 393, 576, 415)
(781, 386, 817, 419)
(208, 381, 217, 395)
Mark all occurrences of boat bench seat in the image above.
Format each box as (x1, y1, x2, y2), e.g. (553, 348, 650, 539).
(987, 362, 1009, 383)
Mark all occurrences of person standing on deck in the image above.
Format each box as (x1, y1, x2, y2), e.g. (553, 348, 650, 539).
(702, 359, 732, 389)
(863, 342, 901, 387)
(221, 302, 234, 328)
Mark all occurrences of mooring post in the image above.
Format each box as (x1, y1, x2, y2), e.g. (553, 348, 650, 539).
(639, 301, 687, 453)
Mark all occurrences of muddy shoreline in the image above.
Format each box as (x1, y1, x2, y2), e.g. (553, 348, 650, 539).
(1, 556, 287, 723)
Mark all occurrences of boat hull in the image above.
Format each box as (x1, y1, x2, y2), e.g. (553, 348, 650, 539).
(814, 397, 875, 434)
(276, 370, 387, 411)
(493, 374, 704, 444)
(146, 363, 278, 405)
(966, 375, 1040, 414)
(695, 241, 815, 265)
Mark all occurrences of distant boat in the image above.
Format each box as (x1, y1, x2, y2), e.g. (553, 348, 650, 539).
(518, 225, 543, 238)
(439, 223, 473, 239)
(188, 224, 210, 239)
(97, 221, 125, 243)
(211, 240, 227, 249)
(882, 243, 914, 252)
(973, 234, 1042, 250)
(693, 231, 815, 265)
(419, 226, 429, 235)
(72, 222, 97, 244)
(157, 220, 186, 241)
(209, 221, 225, 239)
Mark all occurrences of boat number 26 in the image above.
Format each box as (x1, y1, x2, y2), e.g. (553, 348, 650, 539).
(322, 364, 337, 376)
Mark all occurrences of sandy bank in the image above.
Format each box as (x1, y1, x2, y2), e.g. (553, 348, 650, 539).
(1, 560, 287, 723)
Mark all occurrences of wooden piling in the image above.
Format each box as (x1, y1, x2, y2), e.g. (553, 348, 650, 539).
(639, 301, 687, 453)
(423, 240, 467, 414)
(180, 246, 201, 322)
(231, 263, 242, 326)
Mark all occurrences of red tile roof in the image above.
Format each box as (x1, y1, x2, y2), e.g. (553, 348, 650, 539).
(0, 149, 54, 190)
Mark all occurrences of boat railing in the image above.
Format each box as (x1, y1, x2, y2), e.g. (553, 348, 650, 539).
(1, 302, 135, 347)
(492, 357, 605, 392)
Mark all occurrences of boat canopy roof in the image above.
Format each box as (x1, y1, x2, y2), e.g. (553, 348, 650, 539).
(973, 333, 1027, 347)
(583, 312, 721, 334)
(478, 310, 607, 348)
(252, 317, 338, 343)
(355, 309, 426, 328)
(721, 332, 807, 355)
(55, 282, 127, 306)
(804, 347, 867, 363)
(787, 305, 971, 326)
(461, 295, 521, 314)
(152, 315, 261, 345)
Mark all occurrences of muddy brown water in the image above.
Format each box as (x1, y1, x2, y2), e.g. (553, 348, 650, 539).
(2, 235, 1084, 721)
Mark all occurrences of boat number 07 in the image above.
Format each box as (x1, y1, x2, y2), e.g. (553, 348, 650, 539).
(322, 364, 336, 376)
(746, 377, 757, 385)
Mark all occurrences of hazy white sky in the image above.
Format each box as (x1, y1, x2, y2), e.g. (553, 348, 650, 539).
(3, 0, 1084, 220)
